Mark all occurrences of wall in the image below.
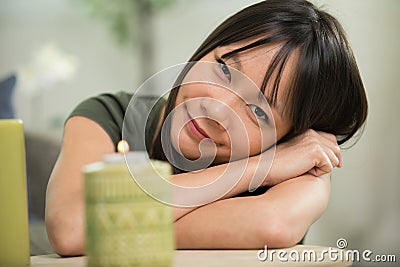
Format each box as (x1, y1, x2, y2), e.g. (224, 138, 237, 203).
(304, 1, 400, 265)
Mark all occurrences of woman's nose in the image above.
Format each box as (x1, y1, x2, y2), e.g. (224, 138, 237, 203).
(200, 89, 241, 130)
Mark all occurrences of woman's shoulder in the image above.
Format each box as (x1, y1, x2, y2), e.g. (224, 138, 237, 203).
(66, 91, 132, 149)
(69, 91, 162, 114)
(67, 91, 164, 151)
(68, 91, 131, 128)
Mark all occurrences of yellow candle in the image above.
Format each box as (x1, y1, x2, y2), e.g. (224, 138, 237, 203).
(0, 120, 30, 266)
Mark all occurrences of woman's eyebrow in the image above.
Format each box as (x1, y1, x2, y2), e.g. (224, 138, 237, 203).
(220, 50, 242, 71)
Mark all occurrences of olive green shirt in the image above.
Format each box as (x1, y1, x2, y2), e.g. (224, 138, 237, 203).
(68, 91, 164, 152)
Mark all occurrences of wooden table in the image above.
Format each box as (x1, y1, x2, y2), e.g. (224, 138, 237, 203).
(30, 246, 353, 266)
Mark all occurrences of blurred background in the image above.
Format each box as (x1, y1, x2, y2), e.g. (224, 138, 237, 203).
(0, 0, 398, 265)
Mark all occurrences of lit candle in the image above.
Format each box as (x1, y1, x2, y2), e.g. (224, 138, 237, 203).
(0, 119, 30, 266)
(102, 140, 148, 164)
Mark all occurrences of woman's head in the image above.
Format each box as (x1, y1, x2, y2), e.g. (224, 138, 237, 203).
(151, 0, 368, 170)
(169, 43, 294, 164)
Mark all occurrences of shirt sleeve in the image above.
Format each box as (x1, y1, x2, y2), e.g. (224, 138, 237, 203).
(67, 92, 132, 150)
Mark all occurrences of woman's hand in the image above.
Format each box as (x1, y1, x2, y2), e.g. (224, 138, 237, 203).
(263, 129, 342, 187)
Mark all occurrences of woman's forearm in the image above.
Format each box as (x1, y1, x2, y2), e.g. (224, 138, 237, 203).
(174, 174, 330, 249)
(171, 154, 262, 221)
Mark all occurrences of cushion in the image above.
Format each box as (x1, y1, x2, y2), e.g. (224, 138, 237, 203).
(0, 74, 17, 119)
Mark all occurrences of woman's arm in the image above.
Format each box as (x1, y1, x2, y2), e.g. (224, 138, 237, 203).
(172, 129, 340, 221)
(45, 116, 115, 256)
(173, 130, 338, 248)
(46, 115, 338, 255)
(175, 173, 330, 249)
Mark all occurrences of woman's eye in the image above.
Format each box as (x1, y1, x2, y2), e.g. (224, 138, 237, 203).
(248, 104, 269, 124)
(217, 59, 231, 82)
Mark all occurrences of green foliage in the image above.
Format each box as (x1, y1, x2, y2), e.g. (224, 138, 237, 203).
(78, 0, 176, 45)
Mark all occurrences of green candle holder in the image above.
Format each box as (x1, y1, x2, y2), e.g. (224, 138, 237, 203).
(83, 158, 174, 267)
(0, 119, 30, 267)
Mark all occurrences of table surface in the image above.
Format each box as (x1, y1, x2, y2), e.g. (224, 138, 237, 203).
(30, 245, 352, 267)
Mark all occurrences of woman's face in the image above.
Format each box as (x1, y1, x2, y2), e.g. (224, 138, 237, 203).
(170, 42, 294, 164)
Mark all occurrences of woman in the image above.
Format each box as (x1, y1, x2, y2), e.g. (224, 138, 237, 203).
(45, 0, 368, 256)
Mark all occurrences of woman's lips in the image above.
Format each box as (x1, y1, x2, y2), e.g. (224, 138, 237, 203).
(187, 115, 210, 140)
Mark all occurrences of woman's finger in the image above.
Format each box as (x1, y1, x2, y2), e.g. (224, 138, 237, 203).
(314, 131, 342, 168)
(313, 151, 334, 176)
(323, 145, 341, 168)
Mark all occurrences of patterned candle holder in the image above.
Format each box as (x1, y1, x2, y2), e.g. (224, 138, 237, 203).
(83, 155, 174, 267)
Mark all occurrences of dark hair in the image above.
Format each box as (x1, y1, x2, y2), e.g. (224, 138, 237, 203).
(150, 0, 368, 170)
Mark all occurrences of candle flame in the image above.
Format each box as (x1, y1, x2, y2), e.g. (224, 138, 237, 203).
(117, 140, 130, 154)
